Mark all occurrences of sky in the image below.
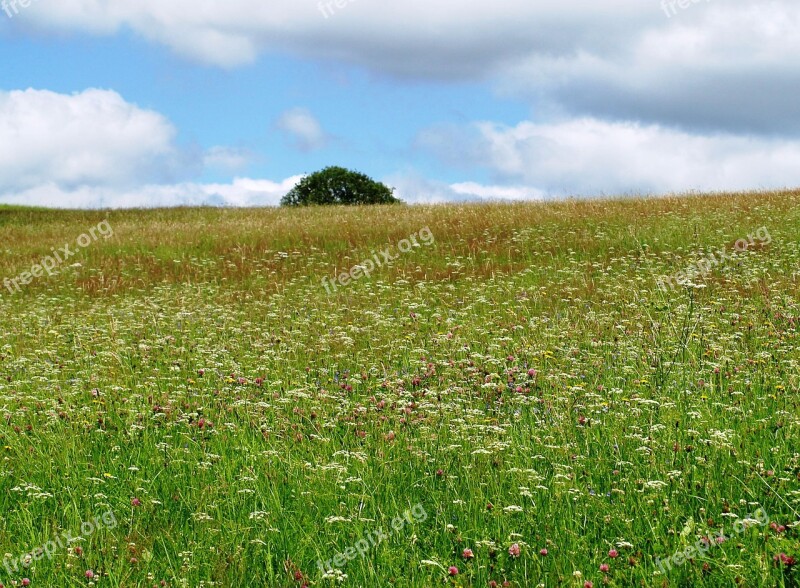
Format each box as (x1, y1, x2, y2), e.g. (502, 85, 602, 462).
(0, 0, 799, 208)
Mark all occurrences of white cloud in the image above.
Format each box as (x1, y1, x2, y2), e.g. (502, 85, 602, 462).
(497, 1, 800, 133)
(5, 0, 800, 211)
(202, 146, 256, 172)
(0, 177, 302, 209)
(16, 0, 800, 136)
(3, 83, 799, 209)
(450, 182, 542, 201)
(420, 117, 800, 196)
(0, 88, 180, 193)
(275, 108, 330, 152)
(385, 172, 541, 204)
(20, 0, 644, 71)
(0, 87, 302, 208)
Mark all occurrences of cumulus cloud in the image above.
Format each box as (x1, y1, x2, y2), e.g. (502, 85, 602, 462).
(497, 1, 800, 134)
(18, 0, 650, 73)
(16, 1, 800, 135)
(0, 177, 302, 209)
(450, 182, 542, 201)
(419, 118, 800, 196)
(0, 87, 300, 208)
(4, 2, 800, 206)
(202, 146, 256, 172)
(275, 108, 330, 152)
(0, 88, 181, 193)
(386, 172, 541, 204)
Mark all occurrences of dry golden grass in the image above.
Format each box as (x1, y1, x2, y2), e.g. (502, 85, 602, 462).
(1, 189, 798, 300)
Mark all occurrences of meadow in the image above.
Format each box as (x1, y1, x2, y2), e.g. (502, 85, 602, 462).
(0, 192, 798, 587)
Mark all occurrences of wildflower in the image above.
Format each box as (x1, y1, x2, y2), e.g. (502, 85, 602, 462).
(770, 522, 786, 534)
(584, 582, 594, 588)
(608, 549, 618, 558)
(462, 548, 474, 560)
(599, 563, 609, 572)
(774, 553, 797, 567)
(539, 548, 548, 556)
(321, 568, 347, 583)
(22, 581, 30, 587)
(508, 543, 521, 558)
(448, 566, 459, 576)
(131, 497, 142, 507)
(85, 570, 94, 579)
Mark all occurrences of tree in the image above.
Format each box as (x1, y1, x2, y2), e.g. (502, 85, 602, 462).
(280, 166, 401, 207)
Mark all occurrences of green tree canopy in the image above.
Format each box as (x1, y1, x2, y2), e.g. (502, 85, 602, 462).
(280, 166, 401, 207)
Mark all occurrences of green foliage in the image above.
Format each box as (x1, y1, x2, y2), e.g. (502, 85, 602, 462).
(1, 193, 799, 586)
(280, 166, 401, 206)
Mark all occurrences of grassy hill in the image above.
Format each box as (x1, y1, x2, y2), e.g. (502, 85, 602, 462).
(0, 191, 798, 586)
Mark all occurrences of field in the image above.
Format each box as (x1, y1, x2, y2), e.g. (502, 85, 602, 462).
(0, 192, 799, 587)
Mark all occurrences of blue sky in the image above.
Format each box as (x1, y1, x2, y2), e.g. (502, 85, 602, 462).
(1, 0, 799, 207)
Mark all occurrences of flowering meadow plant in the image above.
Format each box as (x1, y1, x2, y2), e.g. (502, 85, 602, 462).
(0, 193, 798, 586)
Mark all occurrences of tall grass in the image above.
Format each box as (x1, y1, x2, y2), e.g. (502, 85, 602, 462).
(0, 191, 798, 587)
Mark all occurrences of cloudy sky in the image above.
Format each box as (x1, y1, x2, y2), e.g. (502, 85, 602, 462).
(0, 0, 798, 207)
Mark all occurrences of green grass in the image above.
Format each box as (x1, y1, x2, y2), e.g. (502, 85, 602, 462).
(0, 192, 798, 587)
